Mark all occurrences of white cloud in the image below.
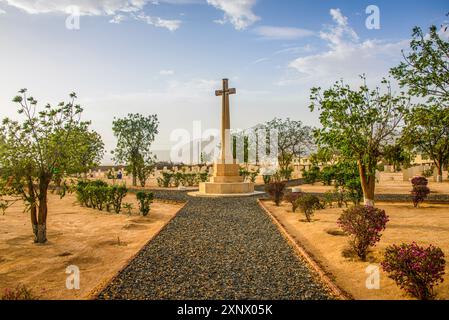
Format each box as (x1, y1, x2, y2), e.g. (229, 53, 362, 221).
(159, 69, 175, 75)
(0, 8, 5, 14)
(2, 0, 181, 31)
(2, 0, 148, 15)
(207, 0, 260, 30)
(134, 12, 181, 31)
(285, 8, 408, 87)
(109, 14, 126, 24)
(253, 26, 314, 40)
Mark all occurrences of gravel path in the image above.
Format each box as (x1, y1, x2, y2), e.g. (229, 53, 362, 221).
(98, 194, 334, 300)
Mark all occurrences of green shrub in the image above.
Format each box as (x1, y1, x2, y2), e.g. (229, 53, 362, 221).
(422, 168, 434, 178)
(320, 166, 335, 186)
(263, 175, 272, 184)
(239, 167, 250, 181)
(302, 166, 320, 185)
(183, 173, 197, 186)
(157, 172, 173, 188)
(248, 169, 259, 183)
(136, 191, 153, 216)
(280, 167, 293, 181)
(297, 194, 321, 222)
(172, 172, 183, 187)
(322, 190, 335, 208)
(75, 180, 127, 213)
(122, 202, 133, 215)
(110, 185, 127, 213)
(197, 172, 209, 183)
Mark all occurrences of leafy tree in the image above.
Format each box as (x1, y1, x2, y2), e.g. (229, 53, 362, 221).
(135, 154, 155, 187)
(309, 147, 339, 166)
(402, 105, 449, 182)
(68, 128, 105, 178)
(383, 144, 412, 172)
(390, 25, 449, 105)
(264, 118, 314, 180)
(112, 113, 159, 187)
(310, 77, 410, 206)
(0, 89, 102, 243)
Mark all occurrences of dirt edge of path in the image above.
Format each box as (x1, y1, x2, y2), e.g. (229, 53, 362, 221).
(257, 199, 352, 300)
(86, 201, 189, 300)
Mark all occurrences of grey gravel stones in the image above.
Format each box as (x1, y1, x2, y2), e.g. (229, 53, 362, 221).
(98, 193, 334, 300)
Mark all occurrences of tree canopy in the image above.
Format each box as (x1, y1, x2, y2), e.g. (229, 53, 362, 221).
(112, 113, 159, 186)
(309, 77, 410, 205)
(401, 104, 449, 181)
(0, 89, 104, 243)
(390, 25, 449, 105)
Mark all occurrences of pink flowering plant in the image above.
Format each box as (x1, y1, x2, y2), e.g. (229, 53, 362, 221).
(381, 242, 445, 300)
(410, 176, 430, 207)
(337, 205, 389, 260)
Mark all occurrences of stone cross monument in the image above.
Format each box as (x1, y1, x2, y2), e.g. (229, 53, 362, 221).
(196, 78, 255, 196)
(215, 78, 236, 163)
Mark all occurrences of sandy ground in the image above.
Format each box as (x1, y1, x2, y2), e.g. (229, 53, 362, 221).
(262, 200, 449, 300)
(295, 180, 449, 195)
(0, 194, 184, 300)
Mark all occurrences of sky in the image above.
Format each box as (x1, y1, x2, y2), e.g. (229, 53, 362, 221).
(0, 0, 448, 164)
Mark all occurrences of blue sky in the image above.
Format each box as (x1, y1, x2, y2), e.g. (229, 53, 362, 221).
(0, 0, 448, 163)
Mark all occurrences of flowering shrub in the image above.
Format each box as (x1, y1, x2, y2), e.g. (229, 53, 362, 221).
(337, 205, 389, 260)
(411, 176, 428, 186)
(297, 194, 322, 222)
(284, 192, 302, 212)
(381, 242, 445, 300)
(411, 176, 430, 207)
(1, 285, 37, 300)
(266, 181, 286, 206)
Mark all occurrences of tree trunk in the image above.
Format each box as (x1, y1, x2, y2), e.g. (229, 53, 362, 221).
(436, 161, 443, 183)
(36, 178, 50, 244)
(27, 176, 38, 242)
(132, 165, 137, 187)
(358, 160, 376, 206)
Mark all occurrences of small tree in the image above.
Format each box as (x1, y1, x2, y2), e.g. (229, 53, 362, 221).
(112, 113, 159, 187)
(264, 118, 314, 180)
(284, 192, 302, 212)
(338, 205, 389, 260)
(297, 194, 321, 222)
(401, 105, 449, 182)
(0, 90, 103, 243)
(310, 77, 409, 206)
(383, 144, 412, 172)
(382, 242, 446, 300)
(136, 191, 153, 216)
(68, 128, 105, 178)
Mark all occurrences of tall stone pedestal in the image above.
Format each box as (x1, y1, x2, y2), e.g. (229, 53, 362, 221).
(198, 162, 254, 195)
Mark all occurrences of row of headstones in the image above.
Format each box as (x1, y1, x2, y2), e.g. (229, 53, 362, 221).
(88, 164, 309, 180)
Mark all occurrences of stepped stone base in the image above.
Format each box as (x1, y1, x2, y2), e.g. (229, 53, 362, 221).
(199, 181, 254, 195)
(196, 161, 255, 196)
